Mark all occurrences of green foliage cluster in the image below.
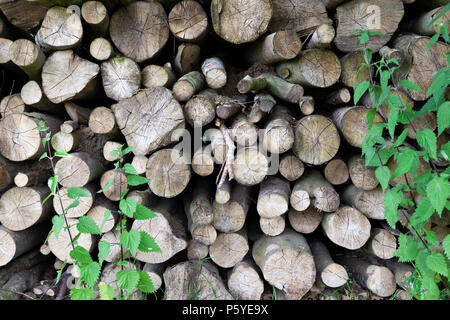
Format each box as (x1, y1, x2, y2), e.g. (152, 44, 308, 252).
(37, 122, 161, 300)
(353, 8, 450, 300)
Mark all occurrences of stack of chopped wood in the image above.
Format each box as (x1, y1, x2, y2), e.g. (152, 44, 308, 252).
(0, 0, 448, 300)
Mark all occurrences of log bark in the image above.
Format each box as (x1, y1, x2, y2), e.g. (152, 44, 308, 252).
(212, 184, 250, 233)
(201, 57, 227, 89)
(262, 105, 294, 154)
(340, 50, 372, 88)
(342, 184, 385, 220)
(36, 6, 83, 51)
(259, 215, 285, 236)
(252, 228, 316, 300)
(0, 224, 49, 266)
(309, 238, 348, 288)
(269, 0, 331, 35)
(257, 176, 290, 218)
(232, 146, 268, 186)
(237, 75, 267, 94)
(276, 49, 341, 88)
(348, 155, 379, 191)
(172, 70, 205, 102)
(227, 259, 264, 300)
(101, 57, 141, 101)
(326, 88, 351, 105)
(142, 64, 176, 89)
(192, 146, 214, 176)
(53, 185, 96, 218)
(323, 159, 349, 186)
(245, 31, 302, 65)
(9, 39, 45, 81)
(184, 89, 217, 127)
(0, 0, 46, 33)
(0, 112, 61, 162)
(0, 248, 49, 284)
(230, 113, 258, 147)
(298, 96, 314, 115)
(214, 94, 246, 119)
(404, 5, 450, 36)
(41, 50, 100, 104)
(55, 152, 103, 187)
(307, 24, 335, 49)
(334, 0, 404, 53)
(111, 87, 185, 155)
(173, 43, 201, 75)
(279, 153, 304, 182)
(146, 148, 191, 198)
(168, 0, 208, 42)
(210, 0, 272, 44)
(288, 206, 323, 234)
(132, 200, 188, 263)
(209, 230, 249, 268)
(332, 106, 383, 148)
(109, 1, 169, 63)
(321, 206, 371, 250)
(89, 37, 114, 61)
(64, 102, 91, 125)
(364, 228, 397, 259)
(0, 262, 47, 299)
(81, 1, 109, 38)
(293, 115, 340, 165)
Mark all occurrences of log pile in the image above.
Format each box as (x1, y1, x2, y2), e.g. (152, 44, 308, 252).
(0, 0, 448, 301)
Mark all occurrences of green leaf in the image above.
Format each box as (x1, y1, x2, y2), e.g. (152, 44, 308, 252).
(384, 188, 402, 228)
(51, 215, 65, 239)
(137, 271, 156, 293)
(123, 163, 137, 175)
(119, 197, 137, 218)
(427, 177, 450, 216)
(425, 33, 440, 51)
(387, 108, 399, 139)
(70, 246, 92, 264)
(77, 216, 102, 235)
(98, 240, 110, 266)
(98, 282, 115, 300)
(116, 269, 140, 292)
(437, 101, 450, 136)
(420, 276, 440, 300)
(99, 210, 111, 232)
(380, 70, 390, 90)
(48, 176, 57, 195)
(416, 129, 438, 160)
(416, 250, 434, 278)
(392, 129, 409, 148)
(67, 187, 90, 199)
(391, 148, 419, 180)
(65, 200, 80, 211)
(55, 151, 70, 157)
(375, 166, 390, 191)
(395, 234, 419, 262)
(353, 81, 370, 104)
(122, 146, 135, 156)
(366, 108, 377, 129)
(80, 262, 101, 287)
(138, 231, 161, 253)
(70, 287, 95, 300)
(127, 175, 148, 186)
(120, 230, 141, 254)
(134, 204, 156, 220)
(39, 152, 48, 161)
(443, 235, 450, 260)
(410, 197, 435, 225)
(97, 178, 113, 194)
(399, 79, 422, 92)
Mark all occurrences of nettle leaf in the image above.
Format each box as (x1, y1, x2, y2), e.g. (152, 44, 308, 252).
(116, 269, 140, 292)
(120, 230, 141, 254)
(380, 70, 390, 90)
(48, 176, 57, 195)
(384, 188, 402, 228)
(399, 79, 422, 92)
(420, 276, 440, 300)
(391, 148, 419, 180)
(437, 101, 450, 136)
(70, 287, 95, 300)
(366, 108, 377, 129)
(353, 81, 370, 104)
(395, 234, 419, 262)
(65, 200, 80, 211)
(134, 204, 156, 220)
(137, 271, 156, 293)
(393, 129, 409, 149)
(51, 215, 65, 239)
(67, 187, 90, 199)
(127, 175, 148, 186)
(119, 197, 137, 218)
(122, 146, 135, 156)
(387, 108, 399, 138)
(70, 246, 92, 264)
(416, 250, 434, 278)
(98, 282, 115, 300)
(416, 129, 437, 160)
(426, 252, 448, 278)
(425, 33, 439, 51)
(97, 178, 113, 194)
(80, 261, 101, 287)
(98, 240, 110, 266)
(39, 152, 48, 161)
(427, 177, 450, 216)
(77, 216, 102, 235)
(440, 141, 450, 161)
(123, 163, 137, 175)
(99, 210, 111, 232)
(375, 166, 390, 191)
(443, 235, 450, 260)
(138, 231, 161, 253)
(55, 151, 70, 158)
(410, 197, 435, 225)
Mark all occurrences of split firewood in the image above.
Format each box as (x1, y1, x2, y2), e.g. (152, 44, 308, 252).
(323, 159, 349, 186)
(293, 115, 340, 165)
(279, 153, 305, 182)
(322, 206, 371, 250)
(339, 50, 372, 88)
(187, 239, 209, 260)
(35, 6, 83, 51)
(332, 106, 384, 148)
(307, 24, 335, 49)
(89, 37, 114, 61)
(348, 155, 379, 191)
(276, 49, 341, 88)
(363, 228, 397, 260)
(168, 0, 208, 43)
(290, 170, 340, 212)
(259, 215, 286, 237)
(309, 238, 348, 288)
(326, 88, 351, 105)
(174, 43, 201, 75)
(209, 229, 249, 268)
(81, 1, 109, 38)
(334, 0, 404, 52)
(9, 39, 45, 80)
(132, 200, 188, 263)
(334, 252, 396, 297)
(163, 260, 233, 300)
(142, 64, 176, 89)
(0, 224, 49, 267)
(55, 152, 103, 188)
(257, 176, 290, 218)
(298, 96, 315, 115)
(342, 184, 385, 220)
(101, 57, 141, 101)
(212, 184, 250, 233)
(261, 105, 294, 154)
(109, 1, 169, 63)
(288, 206, 323, 234)
(252, 228, 316, 300)
(173, 70, 205, 102)
(227, 259, 264, 300)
